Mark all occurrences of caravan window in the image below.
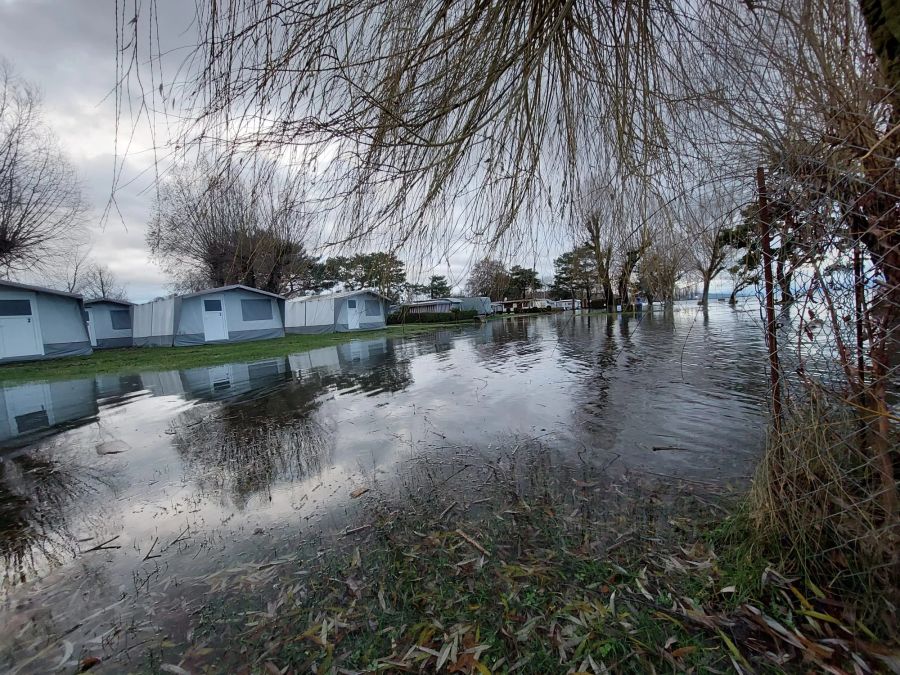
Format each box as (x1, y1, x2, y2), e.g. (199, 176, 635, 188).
(204, 299, 222, 312)
(110, 310, 132, 330)
(241, 298, 273, 321)
(0, 300, 32, 316)
(365, 298, 381, 317)
(347, 299, 357, 309)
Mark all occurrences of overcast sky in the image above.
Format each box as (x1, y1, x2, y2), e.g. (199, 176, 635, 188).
(0, 1, 192, 300)
(0, 1, 727, 302)
(0, 0, 582, 302)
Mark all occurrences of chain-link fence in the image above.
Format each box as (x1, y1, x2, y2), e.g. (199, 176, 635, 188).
(748, 133, 898, 619)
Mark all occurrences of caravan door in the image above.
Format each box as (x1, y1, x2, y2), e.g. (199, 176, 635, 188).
(202, 296, 228, 342)
(0, 294, 43, 360)
(346, 298, 360, 330)
(85, 308, 97, 346)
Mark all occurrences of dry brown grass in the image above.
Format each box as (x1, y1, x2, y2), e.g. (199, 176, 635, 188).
(749, 395, 899, 634)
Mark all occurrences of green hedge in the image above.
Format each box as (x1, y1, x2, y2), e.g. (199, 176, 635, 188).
(388, 309, 479, 324)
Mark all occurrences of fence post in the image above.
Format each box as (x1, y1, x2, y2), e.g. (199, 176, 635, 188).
(756, 167, 782, 429)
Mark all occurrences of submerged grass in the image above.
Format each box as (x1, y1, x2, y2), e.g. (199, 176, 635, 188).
(140, 449, 895, 674)
(0, 321, 478, 384)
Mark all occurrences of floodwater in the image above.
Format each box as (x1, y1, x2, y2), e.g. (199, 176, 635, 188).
(0, 303, 769, 672)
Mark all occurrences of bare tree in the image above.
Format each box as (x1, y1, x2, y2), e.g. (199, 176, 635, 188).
(81, 264, 128, 301)
(465, 259, 509, 299)
(681, 188, 736, 306)
(119, 1, 758, 253)
(0, 63, 84, 274)
(639, 214, 689, 306)
(148, 160, 315, 294)
(48, 242, 91, 294)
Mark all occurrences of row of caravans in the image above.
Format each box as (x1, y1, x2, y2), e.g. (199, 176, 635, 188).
(0, 280, 391, 364)
(491, 298, 582, 313)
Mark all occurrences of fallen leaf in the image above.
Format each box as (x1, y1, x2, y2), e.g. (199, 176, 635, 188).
(79, 656, 102, 672)
(350, 487, 370, 498)
(719, 585, 737, 594)
(671, 646, 697, 658)
(448, 651, 476, 673)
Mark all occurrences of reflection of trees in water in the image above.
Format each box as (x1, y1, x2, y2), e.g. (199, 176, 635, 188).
(170, 343, 414, 506)
(472, 317, 544, 367)
(0, 449, 104, 588)
(170, 396, 333, 510)
(552, 305, 768, 441)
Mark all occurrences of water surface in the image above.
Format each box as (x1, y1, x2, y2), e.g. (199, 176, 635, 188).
(0, 303, 769, 671)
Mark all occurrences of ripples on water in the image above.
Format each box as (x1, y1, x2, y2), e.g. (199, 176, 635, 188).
(0, 303, 770, 669)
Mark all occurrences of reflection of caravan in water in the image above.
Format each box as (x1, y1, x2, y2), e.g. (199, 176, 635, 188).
(177, 358, 289, 401)
(0, 379, 98, 445)
(94, 374, 144, 400)
(288, 337, 389, 378)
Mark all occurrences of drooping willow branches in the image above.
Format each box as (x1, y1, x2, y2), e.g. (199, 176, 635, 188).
(120, 0, 767, 252)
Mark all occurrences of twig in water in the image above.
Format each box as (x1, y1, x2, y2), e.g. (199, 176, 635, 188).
(81, 535, 121, 553)
(164, 525, 192, 551)
(342, 524, 372, 537)
(455, 529, 490, 557)
(436, 501, 457, 522)
(143, 537, 161, 560)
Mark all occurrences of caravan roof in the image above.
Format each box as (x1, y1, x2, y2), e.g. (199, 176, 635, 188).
(290, 288, 392, 303)
(84, 298, 134, 306)
(178, 284, 284, 300)
(0, 279, 84, 300)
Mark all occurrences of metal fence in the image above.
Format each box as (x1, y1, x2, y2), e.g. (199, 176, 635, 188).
(749, 135, 898, 608)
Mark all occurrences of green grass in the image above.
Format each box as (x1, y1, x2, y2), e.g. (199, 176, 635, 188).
(145, 475, 886, 674)
(0, 321, 479, 384)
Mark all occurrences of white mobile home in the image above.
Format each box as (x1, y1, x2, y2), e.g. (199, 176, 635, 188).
(455, 296, 494, 315)
(0, 280, 92, 363)
(84, 299, 134, 349)
(402, 298, 461, 314)
(285, 289, 389, 334)
(132, 285, 285, 347)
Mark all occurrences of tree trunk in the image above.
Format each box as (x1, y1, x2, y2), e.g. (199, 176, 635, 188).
(699, 273, 711, 306)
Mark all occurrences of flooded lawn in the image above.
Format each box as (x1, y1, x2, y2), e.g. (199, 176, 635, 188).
(1, 304, 769, 672)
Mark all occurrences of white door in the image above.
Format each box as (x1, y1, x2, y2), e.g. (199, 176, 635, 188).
(85, 308, 97, 346)
(0, 294, 43, 359)
(346, 298, 360, 330)
(207, 364, 233, 391)
(202, 296, 228, 342)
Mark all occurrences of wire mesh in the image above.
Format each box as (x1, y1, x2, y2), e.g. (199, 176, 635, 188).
(749, 130, 898, 607)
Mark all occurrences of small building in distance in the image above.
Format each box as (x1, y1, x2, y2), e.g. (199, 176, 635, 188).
(84, 298, 134, 349)
(285, 289, 390, 334)
(0, 279, 92, 363)
(454, 296, 493, 315)
(132, 285, 285, 347)
(401, 298, 461, 314)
